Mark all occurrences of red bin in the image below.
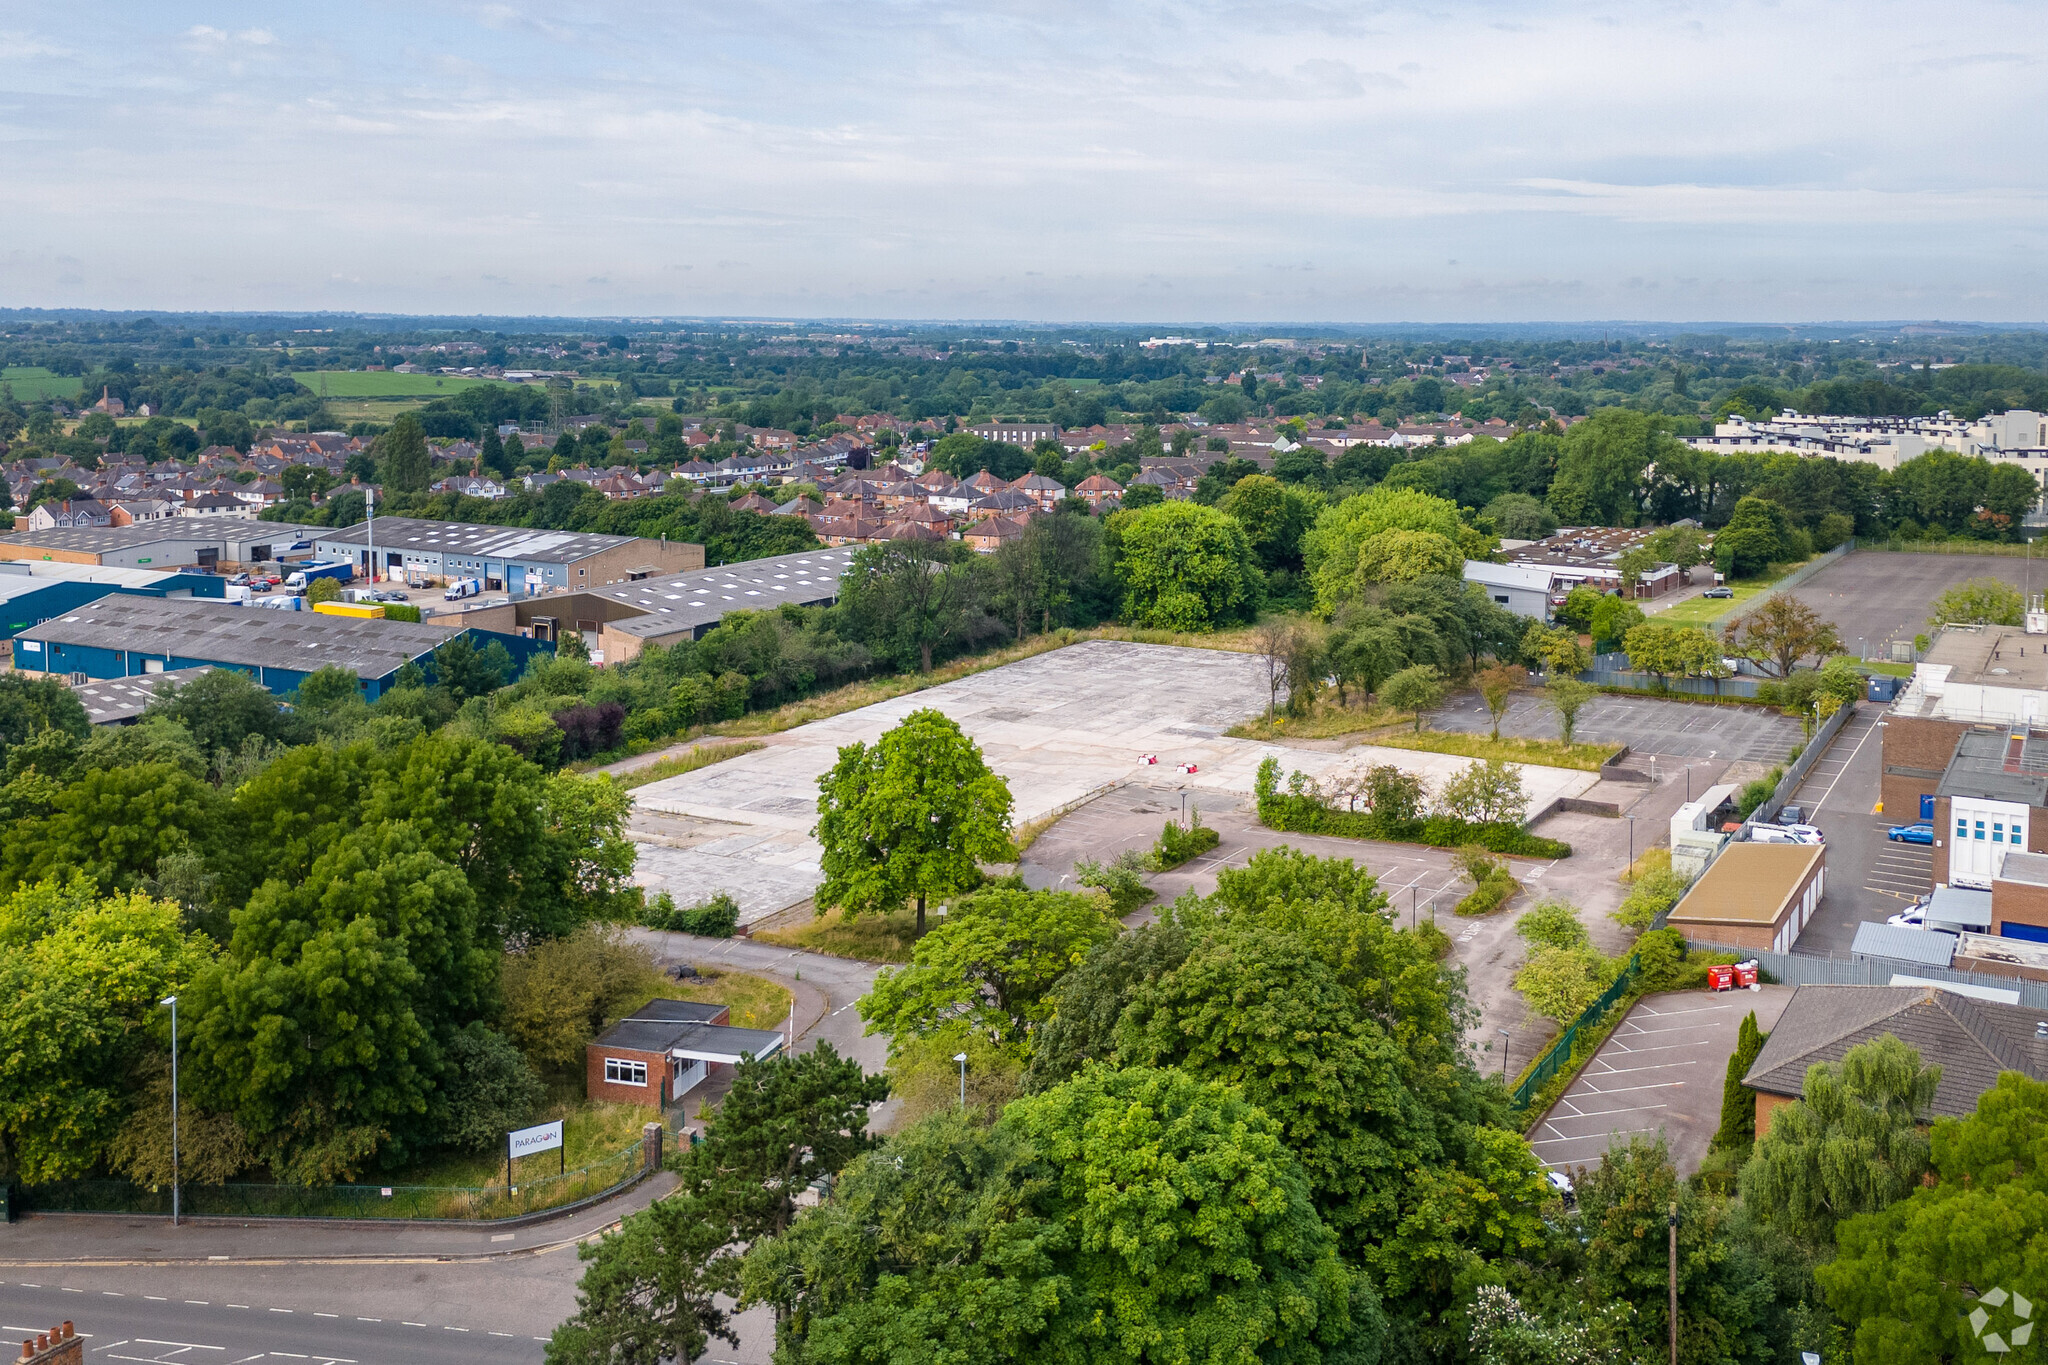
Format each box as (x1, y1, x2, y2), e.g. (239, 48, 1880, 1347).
(1706, 965, 1735, 992)
(1734, 963, 1759, 989)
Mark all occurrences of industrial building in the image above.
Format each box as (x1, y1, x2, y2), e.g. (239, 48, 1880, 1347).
(311, 517, 704, 595)
(1665, 840, 1826, 953)
(0, 563, 226, 640)
(68, 668, 215, 724)
(428, 546, 859, 662)
(0, 522, 320, 571)
(10, 595, 547, 700)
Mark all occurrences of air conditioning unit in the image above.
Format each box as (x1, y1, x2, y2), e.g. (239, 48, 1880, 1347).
(68, 672, 88, 686)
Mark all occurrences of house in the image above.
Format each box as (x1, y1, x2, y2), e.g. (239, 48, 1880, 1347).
(968, 422, 1058, 447)
(1742, 984, 2048, 1138)
(1666, 841, 1826, 953)
(1008, 472, 1067, 511)
(26, 499, 112, 531)
(430, 475, 509, 500)
(963, 515, 1028, 553)
(1072, 473, 1123, 509)
(177, 491, 257, 519)
(107, 498, 177, 526)
(90, 387, 125, 417)
(586, 998, 786, 1109)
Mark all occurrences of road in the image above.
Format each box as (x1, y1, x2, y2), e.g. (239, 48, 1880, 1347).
(1779, 705, 1929, 954)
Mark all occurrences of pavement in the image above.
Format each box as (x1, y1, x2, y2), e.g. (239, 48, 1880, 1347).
(1528, 985, 1794, 1178)
(1785, 548, 2047, 661)
(1432, 688, 1804, 762)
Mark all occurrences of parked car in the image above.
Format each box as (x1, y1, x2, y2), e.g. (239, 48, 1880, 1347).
(1546, 1170, 1575, 1204)
(1887, 902, 1929, 929)
(1889, 823, 1936, 844)
(1703, 586, 1734, 599)
(248, 579, 272, 593)
(1753, 824, 1823, 845)
(227, 573, 251, 587)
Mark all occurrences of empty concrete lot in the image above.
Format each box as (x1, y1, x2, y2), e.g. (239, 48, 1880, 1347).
(633, 640, 1596, 921)
(1529, 985, 1794, 1177)
(1434, 690, 1803, 762)
(1787, 548, 2038, 658)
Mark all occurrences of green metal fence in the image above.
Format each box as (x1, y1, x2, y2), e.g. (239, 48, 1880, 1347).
(17, 1137, 643, 1222)
(1510, 952, 1641, 1110)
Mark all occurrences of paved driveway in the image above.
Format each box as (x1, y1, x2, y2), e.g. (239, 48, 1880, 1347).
(1528, 985, 1794, 1177)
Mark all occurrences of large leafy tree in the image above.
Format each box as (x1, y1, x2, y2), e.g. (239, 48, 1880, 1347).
(1738, 1033, 1939, 1247)
(814, 708, 1014, 935)
(1303, 484, 1491, 614)
(838, 539, 990, 672)
(858, 887, 1116, 1061)
(0, 875, 211, 1182)
(0, 760, 223, 895)
(379, 411, 432, 493)
(1107, 500, 1261, 630)
(1544, 409, 1677, 526)
(142, 667, 288, 766)
(1927, 575, 2025, 628)
(1819, 1072, 2048, 1362)
(1721, 594, 1842, 679)
(1219, 473, 1322, 572)
(0, 672, 90, 768)
(546, 1187, 744, 1365)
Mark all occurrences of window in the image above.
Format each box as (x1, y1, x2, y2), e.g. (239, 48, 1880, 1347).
(1995, 823, 2006, 844)
(604, 1057, 648, 1086)
(1977, 821, 1988, 841)
(1959, 818, 1970, 839)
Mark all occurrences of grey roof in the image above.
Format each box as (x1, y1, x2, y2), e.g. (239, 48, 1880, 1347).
(1938, 728, 2048, 806)
(16, 595, 457, 680)
(594, 999, 786, 1063)
(1927, 884, 1993, 930)
(593, 546, 859, 642)
(68, 666, 214, 724)
(1997, 850, 2048, 887)
(1850, 922, 1957, 968)
(1742, 984, 2048, 1118)
(314, 517, 645, 565)
(0, 522, 322, 555)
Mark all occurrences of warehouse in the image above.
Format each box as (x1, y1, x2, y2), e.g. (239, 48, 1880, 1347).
(0, 522, 319, 570)
(427, 546, 858, 662)
(313, 517, 704, 595)
(10, 594, 548, 700)
(0, 562, 226, 640)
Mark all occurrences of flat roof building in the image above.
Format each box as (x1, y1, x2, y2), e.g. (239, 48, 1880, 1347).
(586, 998, 786, 1109)
(10, 594, 548, 701)
(312, 517, 704, 597)
(0, 522, 320, 571)
(67, 667, 215, 724)
(1666, 840, 1826, 953)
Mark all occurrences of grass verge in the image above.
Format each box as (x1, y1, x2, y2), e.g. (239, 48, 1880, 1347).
(1455, 875, 1521, 916)
(1011, 810, 1062, 856)
(615, 740, 765, 790)
(1228, 701, 1408, 741)
(387, 1100, 649, 1190)
(753, 906, 920, 963)
(1653, 557, 1815, 625)
(1619, 847, 1672, 886)
(661, 967, 793, 1031)
(1369, 728, 1622, 772)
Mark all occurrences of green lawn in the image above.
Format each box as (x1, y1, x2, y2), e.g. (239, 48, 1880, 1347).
(1653, 560, 1813, 625)
(1372, 729, 1622, 772)
(292, 370, 524, 398)
(2, 367, 82, 403)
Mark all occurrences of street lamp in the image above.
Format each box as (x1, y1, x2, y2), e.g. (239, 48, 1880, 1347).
(160, 995, 180, 1227)
(953, 1053, 968, 1109)
(1625, 813, 1637, 872)
(1498, 1027, 1510, 1078)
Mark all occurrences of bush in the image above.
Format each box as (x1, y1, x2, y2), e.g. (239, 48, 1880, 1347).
(1612, 868, 1692, 929)
(553, 701, 627, 762)
(642, 890, 741, 937)
(1255, 756, 1571, 857)
(1075, 850, 1152, 915)
(432, 1023, 546, 1152)
(1516, 897, 1590, 949)
(1148, 810, 1220, 871)
(1735, 768, 1783, 819)
(1455, 876, 1519, 917)
(1632, 926, 1738, 992)
(383, 602, 423, 623)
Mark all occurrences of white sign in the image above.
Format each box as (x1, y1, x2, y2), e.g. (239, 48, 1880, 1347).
(509, 1119, 563, 1156)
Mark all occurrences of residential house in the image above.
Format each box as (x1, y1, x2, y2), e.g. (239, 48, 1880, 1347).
(1072, 473, 1124, 509)
(26, 499, 112, 531)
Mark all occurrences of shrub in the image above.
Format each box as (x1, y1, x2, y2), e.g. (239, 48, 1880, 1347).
(1735, 768, 1783, 819)
(1516, 897, 1589, 949)
(642, 890, 742, 937)
(1515, 944, 1621, 1024)
(1074, 849, 1152, 915)
(553, 701, 628, 762)
(1455, 875, 1519, 917)
(1148, 810, 1220, 871)
(1256, 758, 1571, 857)
(1612, 867, 1692, 929)
(383, 602, 423, 623)
(1632, 926, 1737, 992)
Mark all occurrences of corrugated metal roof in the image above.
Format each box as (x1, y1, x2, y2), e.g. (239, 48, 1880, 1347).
(316, 517, 640, 565)
(1850, 921, 1957, 967)
(1668, 841, 1824, 927)
(68, 666, 214, 724)
(16, 595, 457, 679)
(594, 547, 859, 641)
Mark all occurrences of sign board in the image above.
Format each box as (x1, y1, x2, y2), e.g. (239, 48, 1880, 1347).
(1801, 1353, 1821, 1365)
(509, 1119, 563, 1157)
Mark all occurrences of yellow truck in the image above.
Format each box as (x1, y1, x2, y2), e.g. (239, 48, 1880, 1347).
(312, 600, 387, 620)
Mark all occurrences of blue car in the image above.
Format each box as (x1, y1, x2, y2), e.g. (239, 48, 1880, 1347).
(1888, 823, 1935, 845)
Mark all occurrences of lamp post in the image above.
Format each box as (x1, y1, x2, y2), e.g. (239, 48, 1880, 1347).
(953, 1053, 968, 1110)
(1498, 1028, 1510, 1078)
(160, 995, 180, 1227)
(1625, 813, 1637, 872)
(1668, 1201, 1680, 1365)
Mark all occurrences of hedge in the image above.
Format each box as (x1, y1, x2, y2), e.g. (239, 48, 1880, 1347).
(1148, 818, 1221, 872)
(1256, 793, 1571, 859)
(1455, 874, 1520, 917)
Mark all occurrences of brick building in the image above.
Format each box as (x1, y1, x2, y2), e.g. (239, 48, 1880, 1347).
(586, 999, 786, 1109)
(1665, 841, 1826, 953)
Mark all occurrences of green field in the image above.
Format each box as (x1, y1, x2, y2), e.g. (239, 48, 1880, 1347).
(291, 370, 522, 398)
(1, 367, 82, 403)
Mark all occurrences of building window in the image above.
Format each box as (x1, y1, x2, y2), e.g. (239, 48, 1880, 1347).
(605, 1058, 648, 1086)
(1958, 818, 1969, 840)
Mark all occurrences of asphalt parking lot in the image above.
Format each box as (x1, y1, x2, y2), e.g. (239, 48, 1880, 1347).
(1780, 705, 1936, 954)
(1529, 985, 1794, 1177)
(1788, 549, 2041, 660)
(1434, 690, 1804, 762)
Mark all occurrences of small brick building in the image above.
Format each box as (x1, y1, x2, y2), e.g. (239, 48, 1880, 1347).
(587, 998, 786, 1109)
(1665, 841, 1825, 954)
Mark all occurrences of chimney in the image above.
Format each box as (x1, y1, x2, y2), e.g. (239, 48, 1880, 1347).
(18, 1322, 81, 1365)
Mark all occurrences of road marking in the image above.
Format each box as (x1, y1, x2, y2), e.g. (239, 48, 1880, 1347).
(490, 1233, 516, 1242)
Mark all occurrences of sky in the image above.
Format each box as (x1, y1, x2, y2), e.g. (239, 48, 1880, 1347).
(1, 1, 2045, 324)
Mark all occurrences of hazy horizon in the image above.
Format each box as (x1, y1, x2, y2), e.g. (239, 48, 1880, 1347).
(4, 1, 2044, 323)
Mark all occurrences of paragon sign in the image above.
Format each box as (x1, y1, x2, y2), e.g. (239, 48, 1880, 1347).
(509, 1119, 564, 1157)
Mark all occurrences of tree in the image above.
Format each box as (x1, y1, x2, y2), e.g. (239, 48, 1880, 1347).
(0, 875, 211, 1182)
(1382, 663, 1444, 730)
(1477, 663, 1526, 740)
(1928, 575, 2025, 628)
(1544, 409, 1672, 526)
(0, 761, 223, 896)
(1108, 500, 1260, 631)
(1515, 897, 1589, 950)
(1713, 495, 1793, 577)
(1303, 484, 1491, 613)
(547, 1188, 742, 1365)
(1544, 676, 1598, 746)
(1522, 622, 1590, 676)
(433, 1023, 545, 1152)
(1614, 545, 1658, 593)
(1623, 621, 1723, 687)
(431, 635, 514, 701)
(1722, 593, 1842, 678)
(1438, 757, 1529, 825)
(1588, 595, 1645, 645)
(814, 708, 1015, 935)
(1818, 1072, 2048, 1362)
(142, 667, 284, 769)
(0, 673, 90, 768)
(857, 888, 1116, 1061)
(304, 575, 342, 606)
(1358, 527, 1465, 584)
(839, 539, 987, 672)
(1219, 473, 1320, 571)
(1515, 943, 1616, 1022)
(379, 412, 432, 493)
(1712, 1010, 1767, 1158)
(1739, 1033, 1939, 1247)
(1645, 524, 1709, 578)
(500, 925, 666, 1071)
(1481, 492, 1557, 541)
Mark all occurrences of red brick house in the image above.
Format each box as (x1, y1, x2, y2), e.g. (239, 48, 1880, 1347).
(586, 999, 786, 1109)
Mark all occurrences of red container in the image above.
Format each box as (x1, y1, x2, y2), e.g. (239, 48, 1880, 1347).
(1735, 963, 1759, 989)
(1706, 965, 1736, 992)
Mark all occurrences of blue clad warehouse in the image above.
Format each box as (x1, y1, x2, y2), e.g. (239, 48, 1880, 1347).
(312, 517, 703, 594)
(10, 594, 549, 699)
(0, 567, 227, 640)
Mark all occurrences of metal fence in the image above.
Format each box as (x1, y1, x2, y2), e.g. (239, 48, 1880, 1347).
(1746, 695, 1856, 830)
(1510, 952, 1642, 1110)
(1583, 668, 1766, 699)
(17, 1137, 645, 1222)
(1691, 539, 1859, 633)
(1682, 939, 2048, 1010)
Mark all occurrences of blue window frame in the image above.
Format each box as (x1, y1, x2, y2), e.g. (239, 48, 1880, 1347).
(1976, 821, 1988, 840)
